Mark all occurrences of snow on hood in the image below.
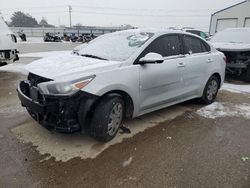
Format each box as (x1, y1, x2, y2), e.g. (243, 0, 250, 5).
(25, 54, 121, 80)
(211, 42, 250, 52)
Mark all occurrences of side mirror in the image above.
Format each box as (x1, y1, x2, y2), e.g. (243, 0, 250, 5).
(139, 53, 164, 64)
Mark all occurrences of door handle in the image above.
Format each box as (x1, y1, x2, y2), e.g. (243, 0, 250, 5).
(207, 59, 213, 63)
(177, 62, 186, 68)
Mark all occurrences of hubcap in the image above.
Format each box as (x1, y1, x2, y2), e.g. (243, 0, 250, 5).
(207, 79, 218, 101)
(107, 103, 123, 136)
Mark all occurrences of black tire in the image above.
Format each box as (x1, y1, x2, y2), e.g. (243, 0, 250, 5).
(90, 95, 124, 142)
(200, 75, 219, 105)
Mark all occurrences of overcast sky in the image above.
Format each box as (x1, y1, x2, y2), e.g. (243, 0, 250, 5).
(0, 0, 244, 31)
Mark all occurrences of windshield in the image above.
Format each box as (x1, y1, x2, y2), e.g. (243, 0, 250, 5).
(78, 31, 154, 61)
(211, 29, 250, 43)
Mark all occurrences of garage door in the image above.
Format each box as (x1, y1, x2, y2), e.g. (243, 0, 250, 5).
(244, 18, 250, 27)
(216, 19, 238, 32)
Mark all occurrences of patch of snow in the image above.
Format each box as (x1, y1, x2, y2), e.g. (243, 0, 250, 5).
(17, 37, 71, 44)
(197, 102, 250, 119)
(0, 62, 28, 75)
(122, 157, 133, 167)
(17, 37, 44, 43)
(222, 83, 250, 94)
(19, 51, 71, 58)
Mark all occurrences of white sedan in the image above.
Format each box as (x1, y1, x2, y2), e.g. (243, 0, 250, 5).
(18, 29, 226, 141)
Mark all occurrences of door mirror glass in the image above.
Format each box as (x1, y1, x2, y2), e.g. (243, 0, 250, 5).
(139, 52, 164, 64)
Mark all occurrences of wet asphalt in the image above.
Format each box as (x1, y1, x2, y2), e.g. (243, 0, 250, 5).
(0, 42, 250, 188)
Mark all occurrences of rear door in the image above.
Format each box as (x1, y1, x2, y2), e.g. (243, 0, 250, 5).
(181, 35, 212, 97)
(138, 34, 186, 112)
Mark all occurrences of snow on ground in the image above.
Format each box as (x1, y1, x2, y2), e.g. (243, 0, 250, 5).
(17, 37, 73, 44)
(197, 102, 250, 119)
(17, 37, 81, 44)
(19, 51, 71, 58)
(0, 63, 28, 75)
(17, 37, 44, 43)
(122, 157, 133, 167)
(222, 83, 250, 94)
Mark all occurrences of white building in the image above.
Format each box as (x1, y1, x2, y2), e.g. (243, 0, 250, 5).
(209, 0, 250, 35)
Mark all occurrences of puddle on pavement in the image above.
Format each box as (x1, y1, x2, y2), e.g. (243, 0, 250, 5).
(12, 105, 190, 162)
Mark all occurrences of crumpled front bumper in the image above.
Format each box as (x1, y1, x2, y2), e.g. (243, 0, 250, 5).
(17, 80, 98, 133)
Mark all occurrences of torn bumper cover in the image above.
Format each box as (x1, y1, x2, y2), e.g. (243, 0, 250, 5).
(17, 80, 98, 133)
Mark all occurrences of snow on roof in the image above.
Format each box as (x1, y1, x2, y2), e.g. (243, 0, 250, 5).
(115, 28, 185, 36)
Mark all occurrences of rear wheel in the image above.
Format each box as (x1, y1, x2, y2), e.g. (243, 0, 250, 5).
(90, 95, 124, 142)
(201, 76, 219, 104)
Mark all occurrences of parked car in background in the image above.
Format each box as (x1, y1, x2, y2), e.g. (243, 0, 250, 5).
(182, 28, 209, 40)
(17, 29, 225, 142)
(0, 17, 19, 66)
(17, 30, 26, 41)
(44, 32, 62, 42)
(210, 28, 250, 81)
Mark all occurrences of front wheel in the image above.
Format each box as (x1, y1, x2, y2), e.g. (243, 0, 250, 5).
(90, 95, 124, 142)
(200, 76, 219, 104)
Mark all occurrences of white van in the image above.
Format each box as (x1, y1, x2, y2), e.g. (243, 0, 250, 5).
(0, 17, 19, 66)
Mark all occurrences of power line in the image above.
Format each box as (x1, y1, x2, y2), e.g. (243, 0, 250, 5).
(72, 10, 209, 17)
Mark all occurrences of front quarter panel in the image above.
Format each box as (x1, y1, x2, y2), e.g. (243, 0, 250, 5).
(83, 65, 140, 117)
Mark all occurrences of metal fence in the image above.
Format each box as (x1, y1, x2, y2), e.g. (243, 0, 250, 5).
(10, 26, 133, 37)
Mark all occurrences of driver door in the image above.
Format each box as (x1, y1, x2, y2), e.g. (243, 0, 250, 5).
(138, 34, 186, 112)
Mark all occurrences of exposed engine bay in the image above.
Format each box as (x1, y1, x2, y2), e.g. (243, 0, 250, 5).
(222, 50, 250, 81)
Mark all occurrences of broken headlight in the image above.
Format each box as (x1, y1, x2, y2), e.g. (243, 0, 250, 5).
(37, 76, 95, 96)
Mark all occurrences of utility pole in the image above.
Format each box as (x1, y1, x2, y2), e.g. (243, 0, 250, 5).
(68, 5, 72, 28)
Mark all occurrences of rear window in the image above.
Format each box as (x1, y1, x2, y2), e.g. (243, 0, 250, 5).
(183, 35, 210, 54)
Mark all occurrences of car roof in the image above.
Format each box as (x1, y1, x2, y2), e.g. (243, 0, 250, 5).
(116, 28, 188, 36)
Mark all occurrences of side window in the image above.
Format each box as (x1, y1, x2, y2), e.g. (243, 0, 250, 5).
(200, 32, 207, 39)
(183, 35, 210, 54)
(141, 35, 182, 58)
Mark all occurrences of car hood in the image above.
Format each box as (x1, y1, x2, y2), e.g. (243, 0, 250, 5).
(25, 54, 121, 80)
(211, 42, 250, 52)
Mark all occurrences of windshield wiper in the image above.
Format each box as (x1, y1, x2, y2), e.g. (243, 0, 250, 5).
(81, 54, 107, 60)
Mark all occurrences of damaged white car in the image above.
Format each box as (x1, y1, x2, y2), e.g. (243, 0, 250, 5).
(17, 29, 225, 142)
(210, 28, 250, 81)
